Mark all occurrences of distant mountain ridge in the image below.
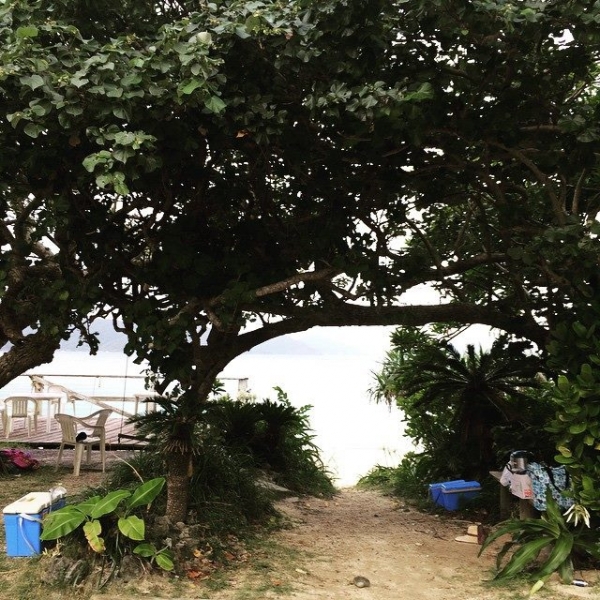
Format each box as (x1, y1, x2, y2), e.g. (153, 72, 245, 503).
(61, 319, 393, 357)
(59, 319, 324, 355)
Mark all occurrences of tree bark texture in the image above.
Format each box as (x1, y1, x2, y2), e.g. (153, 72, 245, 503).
(0, 333, 61, 388)
(165, 450, 192, 523)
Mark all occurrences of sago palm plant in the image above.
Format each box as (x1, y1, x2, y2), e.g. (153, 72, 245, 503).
(129, 391, 206, 522)
(371, 331, 543, 480)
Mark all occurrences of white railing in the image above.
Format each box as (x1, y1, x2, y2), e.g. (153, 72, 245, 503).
(26, 374, 251, 417)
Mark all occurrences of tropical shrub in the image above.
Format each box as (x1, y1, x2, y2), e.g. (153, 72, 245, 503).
(107, 436, 274, 534)
(204, 388, 335, 497)
(359, 453, 500, 519)
(130, 387, 334, 500)
(370, 330, 547, 482)
(41, 478, 173, 578)
(111, 387, 333, 543)
(479, 490, 600, 594)
(358, 453, 432, 502)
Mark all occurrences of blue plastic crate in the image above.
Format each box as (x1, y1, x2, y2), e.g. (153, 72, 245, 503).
(439, 480, 481, 510)
(3, 491, 66, 557)
(429, 480, 465, 505)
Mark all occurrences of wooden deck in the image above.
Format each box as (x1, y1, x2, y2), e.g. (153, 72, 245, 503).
(2, 416, 143, 450)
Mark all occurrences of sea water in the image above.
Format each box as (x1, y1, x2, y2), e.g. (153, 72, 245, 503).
(1, 341, 415, 487)
(222, 352, 411, 486)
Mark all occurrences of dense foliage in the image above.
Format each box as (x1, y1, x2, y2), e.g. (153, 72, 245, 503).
(203, 389, 335, 496)
(546, 309, 600, 512)
(3, 0, 599, 389)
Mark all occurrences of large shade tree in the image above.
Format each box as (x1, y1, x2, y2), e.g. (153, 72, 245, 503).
(2, 0, 600, 519)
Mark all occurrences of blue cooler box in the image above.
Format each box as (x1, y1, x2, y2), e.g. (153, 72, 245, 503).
(439, 480, 481, 510)
(429, 480, 464, 505)
(3, 490, 66, 557)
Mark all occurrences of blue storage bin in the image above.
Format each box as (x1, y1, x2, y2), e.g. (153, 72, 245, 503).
(3, 490, 66, 557)
(439, 480, 481, 510)
(429, 480, 465, 505)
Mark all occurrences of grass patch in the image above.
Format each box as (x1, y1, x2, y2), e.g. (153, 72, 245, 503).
(0, 454, 313, 599)
(207, 537, 303, 600)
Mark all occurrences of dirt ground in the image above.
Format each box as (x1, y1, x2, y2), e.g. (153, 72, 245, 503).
(27, 450, 599, 600)
(28, 447, 137, 490)
(211, 487, 599, 600)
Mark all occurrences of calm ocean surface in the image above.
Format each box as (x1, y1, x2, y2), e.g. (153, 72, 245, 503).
(1, 339, 415, 487)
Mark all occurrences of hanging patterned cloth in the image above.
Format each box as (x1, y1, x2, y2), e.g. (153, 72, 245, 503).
(527, 462, 574, 511)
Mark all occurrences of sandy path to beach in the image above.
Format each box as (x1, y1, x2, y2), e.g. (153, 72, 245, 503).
(211, 487, 597, 600)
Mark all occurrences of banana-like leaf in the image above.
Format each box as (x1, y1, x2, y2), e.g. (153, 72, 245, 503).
(496, 537, 552, 580)
(83, 519, 105, 553)
(127, 477, 165, 510)
(133, 542, 156, 558)
(74, 496, 102, 517)
(118, 515, 145, 540)
(89, 490, 131, 519)
(84, 518, 101, 537)
(40, 508, 86, 540)
(537, 533, 574, 579)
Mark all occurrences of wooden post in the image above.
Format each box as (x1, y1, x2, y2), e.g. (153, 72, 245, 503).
(489, 470, 536, 520)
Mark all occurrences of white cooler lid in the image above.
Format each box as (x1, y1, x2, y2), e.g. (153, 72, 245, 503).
(3, 490, 66, 515)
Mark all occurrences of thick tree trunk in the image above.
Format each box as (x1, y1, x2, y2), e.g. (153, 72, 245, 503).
(0, 332, 61, 388)
(160, 357, 234, 522)
(165, 450, 192, 523)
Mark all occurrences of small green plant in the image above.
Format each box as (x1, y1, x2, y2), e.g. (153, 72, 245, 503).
(40, 477, 174, 572)
(358, 454, 429, 502)
(479, 489, 600, 594)
(546, 314, 600, 512)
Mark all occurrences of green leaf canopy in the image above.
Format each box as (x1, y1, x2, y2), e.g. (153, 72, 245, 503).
(0, 0, 599, 399)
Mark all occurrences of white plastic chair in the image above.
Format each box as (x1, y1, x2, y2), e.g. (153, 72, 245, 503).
(54, 410, 112, 476)
(3, 397, 38, 438)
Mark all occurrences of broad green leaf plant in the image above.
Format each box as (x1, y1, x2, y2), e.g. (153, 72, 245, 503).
(41, 477, 174, 572)
(546, 311, 600, 512)
(479, 490, 600, 594)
